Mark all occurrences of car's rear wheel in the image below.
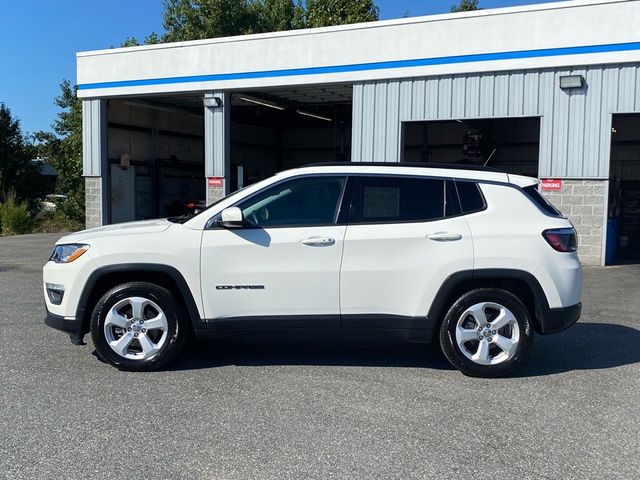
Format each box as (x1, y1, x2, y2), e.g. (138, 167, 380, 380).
(439, 288, 533, 377)
(90, 282, 187, 371)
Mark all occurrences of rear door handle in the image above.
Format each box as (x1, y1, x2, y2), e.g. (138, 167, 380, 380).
(300, 237, 336, 247)
(426, 232, 462, 242)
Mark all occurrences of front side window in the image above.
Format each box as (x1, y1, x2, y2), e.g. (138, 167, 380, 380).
(237, 176, 347, 228)
(351, 176, 448, 223)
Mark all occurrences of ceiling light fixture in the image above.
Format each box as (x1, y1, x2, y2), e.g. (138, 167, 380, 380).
(238, 96, 286, 111)
(122, 100, 203, 118)
(296, 109, 332, 122)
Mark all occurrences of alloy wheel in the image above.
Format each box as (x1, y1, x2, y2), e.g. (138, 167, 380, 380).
(454, 302, 520, 366)
(103, 296, 170, 360)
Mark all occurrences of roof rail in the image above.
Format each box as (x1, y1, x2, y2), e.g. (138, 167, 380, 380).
(303, 161, 503, 173)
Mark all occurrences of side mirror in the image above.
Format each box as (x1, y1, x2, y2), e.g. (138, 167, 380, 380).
(218, 207, 244, 228)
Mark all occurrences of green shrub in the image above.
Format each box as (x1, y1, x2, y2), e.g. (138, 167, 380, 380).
(0, 198, 35, 236)
(58, 190, 85, 225)
(35, 210, 84, 234)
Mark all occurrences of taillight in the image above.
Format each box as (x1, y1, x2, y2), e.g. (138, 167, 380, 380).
(542, 228, 577, 252)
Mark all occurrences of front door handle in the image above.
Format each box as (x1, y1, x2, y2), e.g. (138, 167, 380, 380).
(426, 232, 463, 242)
(300, 236, 336, 247)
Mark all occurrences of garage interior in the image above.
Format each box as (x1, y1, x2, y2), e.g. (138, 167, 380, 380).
(608, 113, 640, 263)
(108, 97, 205, 223)
(402, 117, 540, 177)
(105, 84, 353, 223)
(229, 84, 352, 191)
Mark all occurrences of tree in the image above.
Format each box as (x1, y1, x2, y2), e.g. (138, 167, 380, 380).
(304, 0, 378, 27)
(120, 32, 161, 48)
(160, 0, 378, 42)
(451, 0, 480, 12)
(34, 80, 85, 223)
(251, 0, 305, 32)
(0, 103, 39, 202)
(162, 0, 260, 41)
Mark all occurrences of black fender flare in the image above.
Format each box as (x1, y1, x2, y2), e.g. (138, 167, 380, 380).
(75, 263, 205, 335)
(426, 269, 551, 332)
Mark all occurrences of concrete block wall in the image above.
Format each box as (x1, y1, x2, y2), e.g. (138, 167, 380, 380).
(542, 179, 607, 266)
(85, 177, 103, 229)
(206, 183, 225, 206)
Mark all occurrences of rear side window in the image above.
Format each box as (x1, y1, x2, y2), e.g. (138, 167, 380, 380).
(523, 185, 562, 217)
(351, 176, 448, 223)
(455, 181, 486, 213)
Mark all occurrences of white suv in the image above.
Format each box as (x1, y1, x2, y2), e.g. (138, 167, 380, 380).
(43, 163, 582, 377)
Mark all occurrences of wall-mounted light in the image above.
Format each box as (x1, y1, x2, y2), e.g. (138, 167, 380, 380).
(203, 96, 223, 108)
(238, 95, 285, 111)
(559, 75, 584, 90)
(296, 109, 332, 122)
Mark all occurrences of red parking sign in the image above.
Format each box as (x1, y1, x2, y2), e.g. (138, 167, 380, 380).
(541, 179, 563, 191)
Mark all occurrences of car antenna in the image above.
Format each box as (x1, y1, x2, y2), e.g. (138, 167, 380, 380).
(483, 148, 497, 167)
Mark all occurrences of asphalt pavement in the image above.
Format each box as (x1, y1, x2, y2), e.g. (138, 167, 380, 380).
(1, 233, 639, 479)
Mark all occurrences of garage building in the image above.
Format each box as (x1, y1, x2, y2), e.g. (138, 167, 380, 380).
(77, 0, 640, 266)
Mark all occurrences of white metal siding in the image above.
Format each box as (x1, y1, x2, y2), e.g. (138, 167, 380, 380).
(352, 63, 640, 178)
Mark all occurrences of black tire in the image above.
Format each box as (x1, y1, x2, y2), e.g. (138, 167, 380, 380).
(90, 282, 188, 371)
(439, 288, 533, 378)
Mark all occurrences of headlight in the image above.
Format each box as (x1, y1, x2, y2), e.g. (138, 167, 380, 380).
(50, 244, 90, 263)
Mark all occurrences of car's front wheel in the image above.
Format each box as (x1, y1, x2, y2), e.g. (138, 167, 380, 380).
(439, 288, 533, 377)
(90, 282, 187, 371)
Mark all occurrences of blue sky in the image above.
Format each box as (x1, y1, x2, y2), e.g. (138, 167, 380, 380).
(0, 0, 556, 135)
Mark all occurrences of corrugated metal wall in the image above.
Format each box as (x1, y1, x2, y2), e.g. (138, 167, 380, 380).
(352, 63, 640, 178)
(82, 99, 107, 176)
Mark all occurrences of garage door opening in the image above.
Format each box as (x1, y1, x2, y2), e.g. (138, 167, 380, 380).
(107, 96, 205, 223)
(229, 85, 352, 190)
(608, 114, 640, 264)
(402, 117, 540, 176)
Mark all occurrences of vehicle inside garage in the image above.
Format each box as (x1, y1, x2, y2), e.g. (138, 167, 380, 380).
(402, 117, 540, 176)
(608, 113, 640, 263)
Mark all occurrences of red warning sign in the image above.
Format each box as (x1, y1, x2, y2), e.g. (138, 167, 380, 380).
(207, 177, 224, 187)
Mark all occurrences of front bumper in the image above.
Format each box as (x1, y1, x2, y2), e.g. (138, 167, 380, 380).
(44, 309, 85, 345)
(537, 302, 582, 335)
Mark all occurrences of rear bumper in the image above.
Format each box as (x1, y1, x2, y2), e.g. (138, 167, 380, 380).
(537, 302, 582, 335)
(45, 309, 85, 345)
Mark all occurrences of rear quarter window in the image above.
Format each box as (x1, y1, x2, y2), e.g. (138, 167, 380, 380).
(523, 185, 563, 217)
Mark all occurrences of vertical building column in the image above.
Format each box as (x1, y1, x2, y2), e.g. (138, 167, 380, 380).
(204, 92, 231, 205)
(350, 83, 364, 162)
(82, 99, 109, 228)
